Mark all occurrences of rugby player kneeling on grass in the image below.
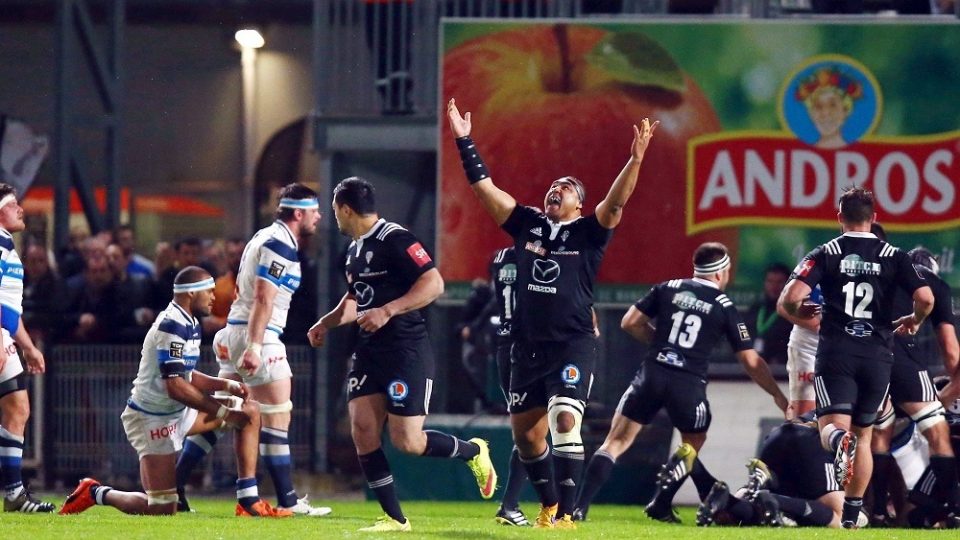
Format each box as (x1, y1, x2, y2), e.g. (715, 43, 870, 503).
(59, 267, 287, 517)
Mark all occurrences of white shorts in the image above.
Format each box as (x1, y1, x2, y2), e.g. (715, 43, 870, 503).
(0, 329, 24, 385)
(214, 325, 292, 387)
(121, 405, 198, 459)
(787, 343, 816, 402)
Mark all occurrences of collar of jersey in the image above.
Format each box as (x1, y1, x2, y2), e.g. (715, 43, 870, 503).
(353, 218, 386, 255)
(275, 220, 299, 250)
(0, 228, 11, 239)
(691, 276, 720, 289)
(169, 301, 197, 327)
(842, 231, 877, 239)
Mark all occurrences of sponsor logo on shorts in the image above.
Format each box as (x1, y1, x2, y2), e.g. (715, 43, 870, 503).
(347, 374, 368, 393)
(388, 379, 409, 402)
(508, 391, 528, 408)
(269, 261, 286, 279)
(561, 364, 581, 385)
(797, 371, 815, 383)
(150, 423, 179, 441)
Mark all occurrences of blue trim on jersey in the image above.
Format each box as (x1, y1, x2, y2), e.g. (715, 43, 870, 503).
(256, 264, 283, 286)
(0, 262, 23, 281)
(279, 274, 300, 293)
(126, 398, 185, 416)
(262, 238, 299, 262)
(0, 235, 14, 251)
(158, 319, 199, 341)
(157, 350, 201, 363)
(0, 304, 20, 335)
(226, 319, 283, 335)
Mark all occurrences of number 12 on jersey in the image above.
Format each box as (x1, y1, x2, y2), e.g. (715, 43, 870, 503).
(842, 281, 874, 318)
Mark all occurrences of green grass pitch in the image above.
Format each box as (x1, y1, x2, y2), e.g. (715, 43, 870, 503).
(4, 497, 950, 538)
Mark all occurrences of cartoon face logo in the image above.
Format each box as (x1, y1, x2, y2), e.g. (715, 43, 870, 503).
(532, 259, 561, 284)
(388, 380, 409, 402)
(779, 55, 882, 149)
(561, 364, 581, 385)
(354, 281, 374, 308)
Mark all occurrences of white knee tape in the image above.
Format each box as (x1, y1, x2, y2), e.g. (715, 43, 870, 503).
(213, 391, 244, 411)
(259, 400, 293, 415)
(146, 488, 178, 506)
(911, 402, 946, 432)
(875, 407, 895, 429)
(547, 396, 584, 454)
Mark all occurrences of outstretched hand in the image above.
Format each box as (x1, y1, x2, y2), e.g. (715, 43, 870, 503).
(446, 98, 472, 138)
(631, 118, 659, 160)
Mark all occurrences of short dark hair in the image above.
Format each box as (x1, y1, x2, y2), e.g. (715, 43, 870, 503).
(693, 242, 728, 268)
(276, 183, 319, 222)
(838, 187, 874, 224)
(908, 247, 937, 270)
(333, 176, 377, 215)
(174, 265, 211, 286)
(175, 237, 202, 251)
(765, 262, 791, 278)
(0, 183, 16, 200)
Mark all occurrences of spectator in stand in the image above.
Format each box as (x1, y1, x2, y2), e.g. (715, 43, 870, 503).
(154, 241, 176, 278)
(107, 243, 155, 343)
(21, 243, 63, 346)
(746, 263, 793, 365)
(61, 254, 118, 343)
(153, 237, 203, 310)
(203, 240, 227, 279)
(58, 226, 89, 280)
(114, 224, 155, 280)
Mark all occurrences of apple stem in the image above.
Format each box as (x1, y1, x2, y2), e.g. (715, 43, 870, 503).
(553, 24, 572, 93)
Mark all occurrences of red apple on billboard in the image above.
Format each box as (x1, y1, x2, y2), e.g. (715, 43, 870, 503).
(440, 24, 738, 284)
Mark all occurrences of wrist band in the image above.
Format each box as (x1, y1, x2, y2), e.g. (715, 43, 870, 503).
(226, 380, 241, 393)
(216, 405, 229, 420)
(456, 136, 490, 185)
(245, 343, 262, 355)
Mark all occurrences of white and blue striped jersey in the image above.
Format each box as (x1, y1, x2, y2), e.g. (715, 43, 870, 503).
(227, 221, 301, 335)
(128, 302, 202, 415)
(0, 228, 24, 334)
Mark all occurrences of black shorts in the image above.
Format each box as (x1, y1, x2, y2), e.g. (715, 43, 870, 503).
(815, 352, 892, 427)
(347, 337, 435, 417)
(508, 335, 597, 414)
(617, 361, 711, 434)
(495, 335, 512, 405)
(759, 422, 841, 499)
(889, 353, 939, 405)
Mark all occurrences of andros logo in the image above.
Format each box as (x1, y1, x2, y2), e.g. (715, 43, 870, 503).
(388, 380, 409, 401)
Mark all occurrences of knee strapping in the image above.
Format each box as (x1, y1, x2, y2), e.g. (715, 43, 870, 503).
(911, 402, 946, 432)
(875, 406, 895, 429)
(146, 488, 178, 506)
(213, 391, 244, 411)
(547, 396, 584, 454)
(259, 400, 293, 415)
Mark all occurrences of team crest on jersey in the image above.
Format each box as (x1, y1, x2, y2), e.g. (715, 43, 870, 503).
(561, 230, 570, 242)
(530, 227, 542, 237)
(269, 261, 286, 279)
(169, 342, 183, 359)
(388, 379, 409, 402)
(561, 364, 581, 385)
(366, 251, 373, 264)
(840, 254, 880, 276)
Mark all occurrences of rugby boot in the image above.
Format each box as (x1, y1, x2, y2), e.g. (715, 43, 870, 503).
(696, 481, 731, 527)
(754, 490, 783, 527)
(176, 486, 193, 513)
(5, 485, 55, 513)
(571, 506, 587, 522)
(236, 498, 293, 517)
(645, 443, 696, 524)
(834, 431, 858, 487)
(743, 458, 773, 500)
(494, 505, 530, 526)
(358, 514, 412, 532)
(533, 503, 558, 528)
(554, 513, 577, 530)
(58, 477, 100, 515)
(465, 438, 497, 499)
(280, 494, 332, 516)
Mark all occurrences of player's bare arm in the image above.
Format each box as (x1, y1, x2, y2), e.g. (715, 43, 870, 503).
(736, 349, 790, 414)
(892, 285, 934, 336)
(308, 292, 358, 347)
(12, 319, 45, 374)
(777, 298, 821, 332)
(778, 278, 816, 319)
(447, 98, 517, 226)
(620, 305, 655, 344)
(165, 376, 237, 420)
(596, 119, 659, 229)
(190, 370, 249, 399)
(239, 278, 278, 373)
(935, 322, 960, 407)
(357, 268, 444, 333)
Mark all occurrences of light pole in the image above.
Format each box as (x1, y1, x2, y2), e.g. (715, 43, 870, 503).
(235, 28, 264, 236)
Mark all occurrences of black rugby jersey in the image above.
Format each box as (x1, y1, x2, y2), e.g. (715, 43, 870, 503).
(791, 232, 926, 359)
(501, 205, 612, 342)
(490, 247, 517, 338)
(892, 265, 955, 362)
(634, 277, 753, 378)
(344, 219, 436, 346)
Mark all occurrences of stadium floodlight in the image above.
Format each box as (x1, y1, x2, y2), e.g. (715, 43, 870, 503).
(234, 29, 265, 49)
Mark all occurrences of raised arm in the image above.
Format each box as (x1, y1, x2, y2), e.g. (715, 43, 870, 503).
(595, 119, 659, 229)
(447, 98, 517, 226)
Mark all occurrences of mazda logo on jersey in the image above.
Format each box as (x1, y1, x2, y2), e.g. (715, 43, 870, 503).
(561, 364, 581, 385)
(532, 259, 560, 283)
(354, 281, 374, 308)
(388, 380, 409, 401)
